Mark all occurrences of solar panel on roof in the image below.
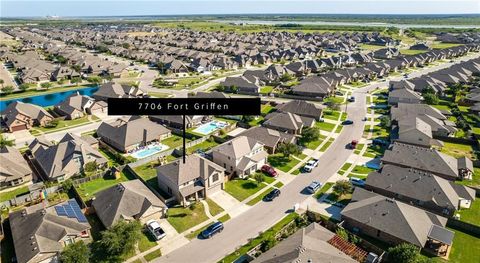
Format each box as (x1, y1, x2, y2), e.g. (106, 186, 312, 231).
(55, 206, 67, 216)
(77, 214, 88, 223)
(64, 206, 75, 218)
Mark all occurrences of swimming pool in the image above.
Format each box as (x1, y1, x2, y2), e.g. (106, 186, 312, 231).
(130, 144, 169, 159)
(0, 86, 99, 111)
(193, 121, 228, 135)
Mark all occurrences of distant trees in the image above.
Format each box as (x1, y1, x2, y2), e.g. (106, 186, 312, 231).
(387, 243, 421, 263)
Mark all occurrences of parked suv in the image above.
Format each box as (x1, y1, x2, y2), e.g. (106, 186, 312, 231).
(201, 222, 224, 239)
(146, 220, 166, 240)
(264, 189, 281, 201)
(305, 181, 322, 194)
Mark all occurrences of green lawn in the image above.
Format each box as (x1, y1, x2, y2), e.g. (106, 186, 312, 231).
(224, 179, 266, 201)
(440, 142, 476, 160)
(319, 138, 334, 152)
(431, 43, 462, 49)
(400, 49, 428, 55)
(0, 185, 29, 202)
(75, 170, 134, 201)
(260, 86, 274, 94)
(325, 192, 352, 206)
(205, 198, 224, 216)
(359, 44, 385, 51)
(300, 134, 326, 150)
(32, 115, 98, 134)
(133, 163, 157, 180)
(351, 165, 375, 175)
(323, 110, 341, 121)
(247, 187, 273, 206)
(161, 135, 185, 148)
(268, 154, 301, 173)
(148, 92, 171, 98)
(316, 121, 336, 132)
(261, 104, 275, 115)
(274, 181, 284, 188)
(446, 228, 480, 263)
(457, 197, 480, 226)
(338, 162, 353, 173)
(138, 231, 158, 253)
(248, 116, 264, 126)
(186, 139, 219, 154)
(98, 148, 122, 167)
(334, 125, 343, 133)
(218, 214, 231, 223)
(166, 202, 209, 233)
(144, 249, 162, 262)
(314, 182, 334, 199)
(363, 144, 386, 158)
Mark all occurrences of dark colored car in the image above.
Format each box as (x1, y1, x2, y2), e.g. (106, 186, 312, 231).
(342, 120, 354, 125)
(201, 222, 224, 239)
(264, 189, 281, 201)
(348, 96, 355, 102)
(261, 165, 278, 177)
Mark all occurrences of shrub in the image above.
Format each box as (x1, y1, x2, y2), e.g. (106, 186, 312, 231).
(84, 161, 98, 173)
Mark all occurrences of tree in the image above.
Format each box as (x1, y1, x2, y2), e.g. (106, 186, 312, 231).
(333, 180, 353, 197)
(260, 236, 277, 252)
(122, 43, 130, 49)
(301, 127, 320, 143)
(1, 85, 14, 94)
(40, 82, 53, 89)
(325, 100, 341, 111)
(61, 179, 73, 193)
(99, 220, 142, 258)
(87, 76, 102, 84)
(280, 73, 294, 82)
(387, 243, 420, 263)
(60, 240, 90, 263)
(253, 173, 264, 186)
(0, 134, 14, 147)
(84, 161, 98, 173)
(19, 83, 30, 91)
(276, 142, 301, 159)
(423, 93, 439, 105)
(242, 115, 255, 123)
(70, 77, 82, 84)
(336, 228, 349, 241)
(379, 115, 391, 128)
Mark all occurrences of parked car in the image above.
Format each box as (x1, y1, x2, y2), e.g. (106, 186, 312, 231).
(305, 181, 322, 194)
(350, 177, 365, 187)
(342, 120, 354, 125)
(261, 164, 278, 177)
(264, 189, 281, 201)
(201, 222, 224, 239)
(303, 158, 319, 172)
(335, 91, 344, 96)
(146, 220, 166, 240)
(348, 96, 355, 102)
(348, 140, 358, 149)
(372, 138, 389, 146)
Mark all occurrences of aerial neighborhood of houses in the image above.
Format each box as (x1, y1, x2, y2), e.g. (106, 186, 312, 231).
(0, 15, 480, 263)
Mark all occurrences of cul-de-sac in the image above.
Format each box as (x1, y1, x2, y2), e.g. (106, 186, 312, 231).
(0, 1, 479, 263)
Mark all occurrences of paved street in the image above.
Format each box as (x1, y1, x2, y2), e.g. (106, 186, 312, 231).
(154, 52, 480, 263)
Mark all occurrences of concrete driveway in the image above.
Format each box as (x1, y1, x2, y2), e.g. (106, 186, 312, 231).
(209, 191, 250, 218)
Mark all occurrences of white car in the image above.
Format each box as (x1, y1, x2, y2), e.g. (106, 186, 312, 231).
(146, 220, 166, 240)
(303, 158, 319, 173)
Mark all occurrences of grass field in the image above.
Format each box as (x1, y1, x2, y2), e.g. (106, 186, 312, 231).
(0, 185, 29, 202)
(268, 154, 301, 173)
(316, 121, 336, 132)
(224, 179, 266, 201)
(75, 170, 134, 201)
(167, 202, 209, 233)
(440, 142, 476, 160)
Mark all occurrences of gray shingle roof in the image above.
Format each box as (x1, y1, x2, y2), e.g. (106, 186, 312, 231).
(0, 146, 32, 183)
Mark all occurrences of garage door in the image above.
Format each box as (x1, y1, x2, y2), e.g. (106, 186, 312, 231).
(209, 183, 223, 193)
(11, 124, 27, 132)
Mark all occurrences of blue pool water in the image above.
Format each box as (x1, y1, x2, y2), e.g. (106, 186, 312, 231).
(130, 144, 168, 159)
(193, 121, 227, 135)
(0, 86, 99, 111)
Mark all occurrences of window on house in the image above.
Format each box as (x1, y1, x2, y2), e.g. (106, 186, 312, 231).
(212, 173, 219, 182)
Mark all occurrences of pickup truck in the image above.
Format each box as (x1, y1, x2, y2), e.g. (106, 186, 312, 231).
(303, 158, 319, 172)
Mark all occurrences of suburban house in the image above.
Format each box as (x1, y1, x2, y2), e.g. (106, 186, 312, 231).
(53, 93, 106, 120)
(365, 164, 476, 216)
(252, 223, 357, 263)
(341, 188, 453, 250)
(96, 116, 171, 153)
(1, 101, 54, 132)
(10, 199, 91, 263)
(291, 76, 335, 98)
(93, 82, 144, 101)
(381, 142, 474, 181)
(150, 115, 208, 129)
(220, 76, 261, 94)
(29, 133, 107, 182)
(263, 111, 314, 135)
(92, 179, 167, 228)
(391, 117, 443, 148)
(212, 136, 268, 178)
(156, 154, 225, 206)
(276, 100, 324, 121)
(388, 88, 424, 105)
(0, 146, 33, 189)
(239, 126, 296, 154)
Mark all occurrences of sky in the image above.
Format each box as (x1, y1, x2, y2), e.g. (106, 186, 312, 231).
(1, 0, 479, 18)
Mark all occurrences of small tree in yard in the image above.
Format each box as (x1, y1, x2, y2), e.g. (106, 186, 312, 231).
(336, 228, 349, 241)
(253, 173, 264, 186)
(19, 83, 30, 91)
(60, 240, 90, 263)
(277, 142, 301, 159)
(423, 93, 439, 105)
(40, 82, 53, 89)
(379, 115, 391, 128)
(260, 236, 277, 252)
(61, 179, 73, 193)
(387, 243, 421, 263)
(99, 220, 142, 259)
(333, 180, 352, 197)
(84, 161, 98, 173)
(301, 126, 320, 144)
(1, 85, 14, 94)
(326, 100, 341, 111)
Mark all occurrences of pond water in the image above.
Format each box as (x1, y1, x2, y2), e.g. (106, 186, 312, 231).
(0, 86, 99, 111)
